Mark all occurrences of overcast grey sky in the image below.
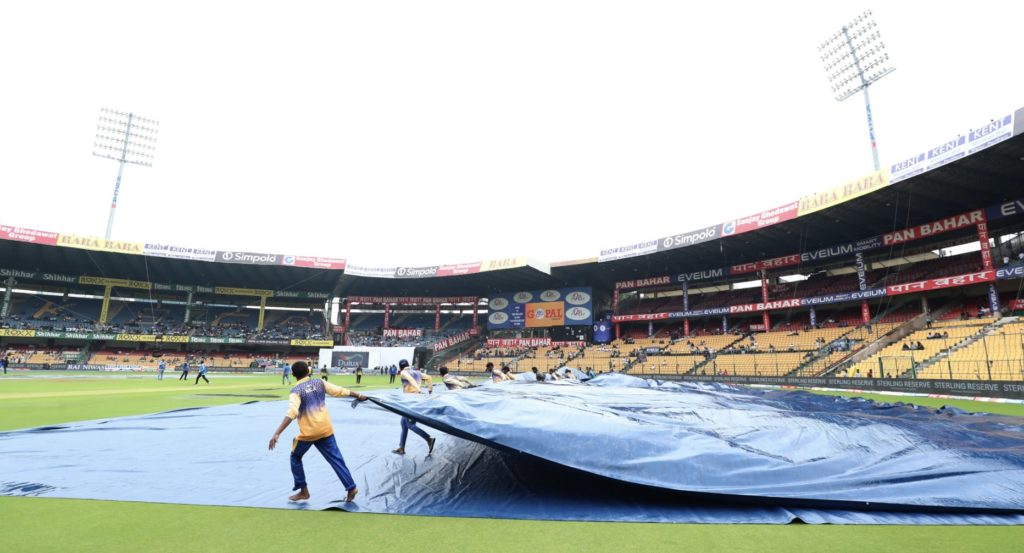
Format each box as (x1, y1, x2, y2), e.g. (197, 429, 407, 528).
(1, 1, 1020, 268)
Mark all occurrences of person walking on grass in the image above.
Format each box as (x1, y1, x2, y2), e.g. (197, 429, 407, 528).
(179, 360, 190, 381)
(268, 361, 368, 502)
(281, 363, 291, 385)
(392, 360, 435, 456)
(194, 361, 209, 385)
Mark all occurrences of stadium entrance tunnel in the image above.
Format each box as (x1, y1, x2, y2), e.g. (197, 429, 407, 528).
(2, 375, 1024, 524)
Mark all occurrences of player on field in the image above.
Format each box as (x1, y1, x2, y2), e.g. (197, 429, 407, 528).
(392, 360, 436, 456)
(269, 361, 368, 502)
(179, 360, 190, 381)
(194, 361, 209, 384)
(157, 359, 165, 380)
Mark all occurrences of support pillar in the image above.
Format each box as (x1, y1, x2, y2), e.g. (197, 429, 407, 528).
(760, 270, 770, 331)
(647, 321, 654, 337)
(615, 323, 621, 340)
(384, 304, 390, 330)
(683, 319, 690, 336)
(722, 316, 728, 333)
(99, 285, 113, 324)
(861, 300, 871, 325)
(809, 306, 817, 327)
(434, 305, 441, 331)
(472, 299, 479, 330)
(257, 295, 267, 331)
(344, 299, 351, 332)
(183, 291, 193, 324)
(0, 276, 13, 318)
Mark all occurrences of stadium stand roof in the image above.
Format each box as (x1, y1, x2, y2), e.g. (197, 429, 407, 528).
(2, 106, 1022, 298)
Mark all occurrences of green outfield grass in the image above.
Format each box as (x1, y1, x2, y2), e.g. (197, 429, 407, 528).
(0, 371, 394, 431)
(1, 370, 1022, 552)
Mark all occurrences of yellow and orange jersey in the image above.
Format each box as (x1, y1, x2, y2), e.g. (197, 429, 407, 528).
(286, 376, 354, 441)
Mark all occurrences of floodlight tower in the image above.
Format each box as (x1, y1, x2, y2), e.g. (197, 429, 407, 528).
(93, 108, 159, 239)
(818, 10, 894, 171)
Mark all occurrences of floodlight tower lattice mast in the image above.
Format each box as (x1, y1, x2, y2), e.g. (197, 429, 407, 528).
(819, 10, 894, 171)
(93, 108, 159, 239)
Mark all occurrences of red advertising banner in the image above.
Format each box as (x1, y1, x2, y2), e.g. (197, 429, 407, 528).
(861, 300, 871, 324)
(382, 328, 423, 338)
(729, 298, 803, 313)
(285, 255, 346, 270)
(611, 312, 671, 323)
(348, 296, 477, 305)
(0, 224, 59, 245)
(722, 201, 799, 237)
(731, 254, 802, 275)
(486, 338, 552, 348)
(882, 210, 984, 246)
(886, 271, 996, 296)
(1010, 299, 1024, 311)
(332, 325, 346, 334)
(615, 276, 673, 290)
(977, 221, 993, 271)
(437, 262, 483, 277)
(433, 331, 473, 352)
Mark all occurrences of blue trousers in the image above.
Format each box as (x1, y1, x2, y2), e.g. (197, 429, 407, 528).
(291, 434, 356, 492)
(399, 417, 430, 448)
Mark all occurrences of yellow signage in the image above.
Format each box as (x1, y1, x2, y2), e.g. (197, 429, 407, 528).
(156, 335, 189, 343)
(290, 339, 334, 347)
(480, 257, 528, 272)
(115, 333, 157, 342)
(797, 170, 890, 216)
(57, 234, 144, 255)
(215, 286, 274, 297)
(79, 276, 152, 290)
(0, 329, 37, 337)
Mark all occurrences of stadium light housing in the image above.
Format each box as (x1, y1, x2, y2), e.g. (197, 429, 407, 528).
(92, 108, 159, 239)
(818, 10, 894, 170)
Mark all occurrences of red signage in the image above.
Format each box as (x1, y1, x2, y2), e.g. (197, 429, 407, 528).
(886, 271, 996, 296)
(347, 296, 477, 305)
(731, 254, 802, 275)
(882, 210, 984, 246)
(286, 255, 346, 270)
(486, 338, 552, 348)
(611, 312, 671, 323)
(437, 262, 482, 277)
(0, 224, 59, 246)
(1010, 299, 1024, 311)
(382, 328, 423, 338)
(615, 276, 673, 290)
(433, 331, 473, 352)
(725, 202, 799, 236)
(977, 221, 993, 271)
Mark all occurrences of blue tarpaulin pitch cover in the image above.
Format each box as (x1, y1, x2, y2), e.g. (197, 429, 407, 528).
(2, 374, 1023, 524)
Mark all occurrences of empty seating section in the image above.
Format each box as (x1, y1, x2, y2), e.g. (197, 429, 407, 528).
(842, 324, 990, 378)
(916, 321, 1024, 381)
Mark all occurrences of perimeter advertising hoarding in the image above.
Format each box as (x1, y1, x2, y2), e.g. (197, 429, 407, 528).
(331, 351, 369, 369)
(487, 287, 593, 330)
